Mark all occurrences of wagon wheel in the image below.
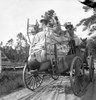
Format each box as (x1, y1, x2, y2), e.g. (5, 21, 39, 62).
(70, 56, 87, 97)
(23, 63, 44, 91)
(89, 55, 94, 82)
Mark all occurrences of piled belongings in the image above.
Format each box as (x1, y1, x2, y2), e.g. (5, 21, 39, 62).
(29, 27, 70, 62)
(28, 10, 70, 72)
(29, 10, 70, 62)
(28, 28, 70, 72)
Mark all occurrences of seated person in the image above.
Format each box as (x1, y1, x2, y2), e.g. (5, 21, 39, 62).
(64, 22, 81, 54)
(28, 18, 49, 62)
(28, 18, 51, 71)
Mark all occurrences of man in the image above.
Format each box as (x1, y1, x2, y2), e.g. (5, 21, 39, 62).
(27, 18, 52, 71)
(64, 22, 81, 45)
(28, 18, 49, 62)
(64, 22, 81, 54)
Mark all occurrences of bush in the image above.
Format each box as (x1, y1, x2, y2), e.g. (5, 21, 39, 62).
(0, 70, 24, 96)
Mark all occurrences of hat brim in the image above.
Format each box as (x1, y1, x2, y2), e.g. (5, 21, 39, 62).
(40, 19, 48, 23)
(66, 25, 73, 29)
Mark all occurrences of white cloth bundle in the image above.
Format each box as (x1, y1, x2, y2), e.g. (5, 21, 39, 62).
(29, 29, 70, 62)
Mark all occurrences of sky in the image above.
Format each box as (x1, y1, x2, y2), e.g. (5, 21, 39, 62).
(0, 0, 93, 45)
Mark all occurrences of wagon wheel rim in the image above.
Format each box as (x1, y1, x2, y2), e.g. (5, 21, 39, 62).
(23, 64, 44, 91)
(70, 56, 86, 97)
(89, 56, 94, 82)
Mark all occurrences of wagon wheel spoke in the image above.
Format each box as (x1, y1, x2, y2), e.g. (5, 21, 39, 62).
(35, 74, 43, 84)
(75, 58, 83, 77)
(35, 77, 40, 87)
(25, 74, 34, 82)
(30, 76, 36, 89)
(72, 73, 82, 90)
(33, 76, 38, 89)
(23, 64, 44, 91)
(72, 73, 85, 95)
(29, 75, 38, 89)
(35, 79, 39, 89)
(27, 76, 34, 86)
(25, 70, 35, 83)
(73, 77, 82, 93)
(25, 70, 38, 89)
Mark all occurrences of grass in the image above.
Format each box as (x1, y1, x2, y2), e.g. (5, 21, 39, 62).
(0, 70, 24, 97)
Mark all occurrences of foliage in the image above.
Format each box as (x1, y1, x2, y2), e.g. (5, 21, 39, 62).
(0, 41, 3, 47)
(79, 0, 96, 8)
(6, 38, 14, 47)
(2, 46, 16, 62)
(76, 14, 96, 32)
(76, 1, 96, 33)
(77, 1, 96, 54)
(0, 32, 29, 63)
(41, 9, 55, 21)
(82, 6, 92, 12)
(15, 32, 29, 62)
(87, 36, 96, 55)
(41, 9, 60, 28)
(0, 70, 24, 96)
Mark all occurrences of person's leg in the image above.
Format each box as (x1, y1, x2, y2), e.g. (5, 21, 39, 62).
(67, 40, 76, 55)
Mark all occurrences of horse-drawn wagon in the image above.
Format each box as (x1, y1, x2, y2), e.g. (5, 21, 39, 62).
(23, 18, 94, 97)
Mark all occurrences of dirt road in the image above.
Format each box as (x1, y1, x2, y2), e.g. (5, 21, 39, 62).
(0, 77, 96, 100)
(0, 76, 82, 100)
(0, 62, 96, 100)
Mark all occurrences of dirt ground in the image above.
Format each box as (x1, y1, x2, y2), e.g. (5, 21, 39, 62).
(0, 75, 95, 100)
(0, 63, 96, 100)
